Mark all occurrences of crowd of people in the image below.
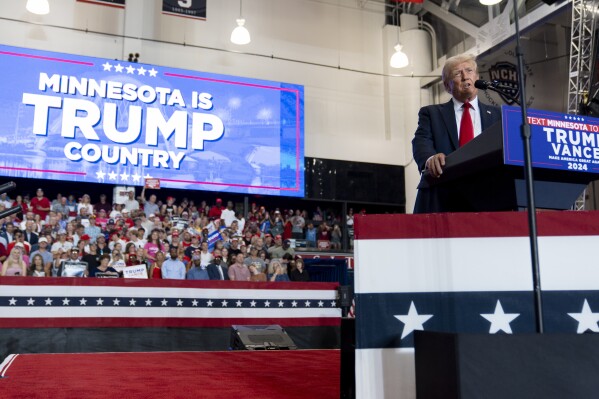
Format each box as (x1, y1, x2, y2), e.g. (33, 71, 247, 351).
(0, 187, 355, 281)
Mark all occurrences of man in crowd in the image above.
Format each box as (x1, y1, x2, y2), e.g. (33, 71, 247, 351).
(58, 247, 88, 277)
(186, 249, 209, 280)
(51, 229, 73, 255)
(140, 187, 160, 217)
(221, 201, 236, 227)
(30, 188, 51, 220)
(228, 253, 250, 281)
(161, 246, 186, 279)
(94, 194, 112, 214)
(124, 190, 139, 213)
(52, 196, 70, 219)
(84, 215, 102, 243)
(23, 220, 39, 247)
(208, 198, 224, 219)
(244, 246, 266, 273)
(207, 253, 229, 280)
(290, 209, 305, 239)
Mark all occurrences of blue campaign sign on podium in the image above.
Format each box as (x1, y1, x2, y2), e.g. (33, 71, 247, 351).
(502, 105, 599, 174)
(0, 44, 304, 197)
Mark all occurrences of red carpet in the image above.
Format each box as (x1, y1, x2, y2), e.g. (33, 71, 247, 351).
(0, 350, 340, 399)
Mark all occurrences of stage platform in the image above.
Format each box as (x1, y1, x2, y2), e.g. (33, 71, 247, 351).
(0, 349, 340, 399)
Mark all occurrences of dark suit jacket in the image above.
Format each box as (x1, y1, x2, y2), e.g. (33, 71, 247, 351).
(412, 99, 501, 213)
(207, 262, 230, 280)
(24, 231, 39, 246)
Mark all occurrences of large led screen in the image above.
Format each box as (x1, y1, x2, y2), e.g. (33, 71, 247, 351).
(0, 45, 304, 197)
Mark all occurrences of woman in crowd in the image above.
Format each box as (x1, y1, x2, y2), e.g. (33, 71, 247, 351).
(268, 259, 290, 282)
(30, 253, 46, 277)
(90, 254, 119, 278)
(221, 247, 231, 266)
(77, 194, 94, 216)
(12, 195, 28, 219)
(144, 229, 164, 264)
(109, 249, 126, 273)
(331, 224, 342, 250)
(2, 247, 27, 276)
(149, 250, 165, 279)
(290, 258, 310, 282)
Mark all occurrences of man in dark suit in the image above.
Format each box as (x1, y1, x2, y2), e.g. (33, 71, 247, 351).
(24, 220, 39, 247)
(412, 53, 502, 213)
(207, 255, 229, 281)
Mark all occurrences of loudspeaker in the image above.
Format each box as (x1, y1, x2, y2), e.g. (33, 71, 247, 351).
(337, 285, 353, 308)
(230, 325, 297, 350)
(415, 331, 599, 399)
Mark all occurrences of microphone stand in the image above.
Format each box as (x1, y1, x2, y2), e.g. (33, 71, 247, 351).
(512, 0, 543, 333)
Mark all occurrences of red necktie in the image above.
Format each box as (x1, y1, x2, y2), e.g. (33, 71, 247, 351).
(459, 101, 474, 147)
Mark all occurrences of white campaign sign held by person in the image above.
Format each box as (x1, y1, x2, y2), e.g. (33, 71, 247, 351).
(123, 264, 148, 279)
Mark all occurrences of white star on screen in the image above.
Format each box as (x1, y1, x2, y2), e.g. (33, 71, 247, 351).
(108, 171, 118, 181)
(148, 68, 158, 77)
(79, 298, 87, 306)
(568, 299, 599, 333)
(144, 173, 152, 179)
(394, 301, 434, 340)
(102, 62, 112, 71)
(27, 298, 35, 306)
(126, 65, 135, 74)
(8, 297, 17, 305)
(114, 63, 124, 73)
(480, 300, 520, 334)
(95, 170, 106, 180)
(131, 173, 142, 183)
(137, 66, 146, 76)
(62, 298, 70, 306)
(145, 299, 152, 306)
(120, 172, 130, 182)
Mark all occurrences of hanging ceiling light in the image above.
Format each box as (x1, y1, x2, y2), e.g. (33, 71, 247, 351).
(479, 0, 502, 5)
(389, 6, 408, 69)
(390, 44, 409, 69)
(231, 0, 251, 45)
(26, 0, 50, 15)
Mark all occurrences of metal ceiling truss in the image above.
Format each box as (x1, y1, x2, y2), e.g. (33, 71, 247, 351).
(568, 0, 597, 210)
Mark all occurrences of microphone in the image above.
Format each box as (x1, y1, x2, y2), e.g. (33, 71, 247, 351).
(474, 79, 513, 91)
(475, 80, 494, 90)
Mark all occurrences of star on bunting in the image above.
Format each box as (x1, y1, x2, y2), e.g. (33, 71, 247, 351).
(394, 301, 433, 339)
(481, 300, 520, 334)
(568, 299, 599, 333)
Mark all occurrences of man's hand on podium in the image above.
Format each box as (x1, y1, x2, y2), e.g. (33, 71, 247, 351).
(425, 153, 446, 178)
